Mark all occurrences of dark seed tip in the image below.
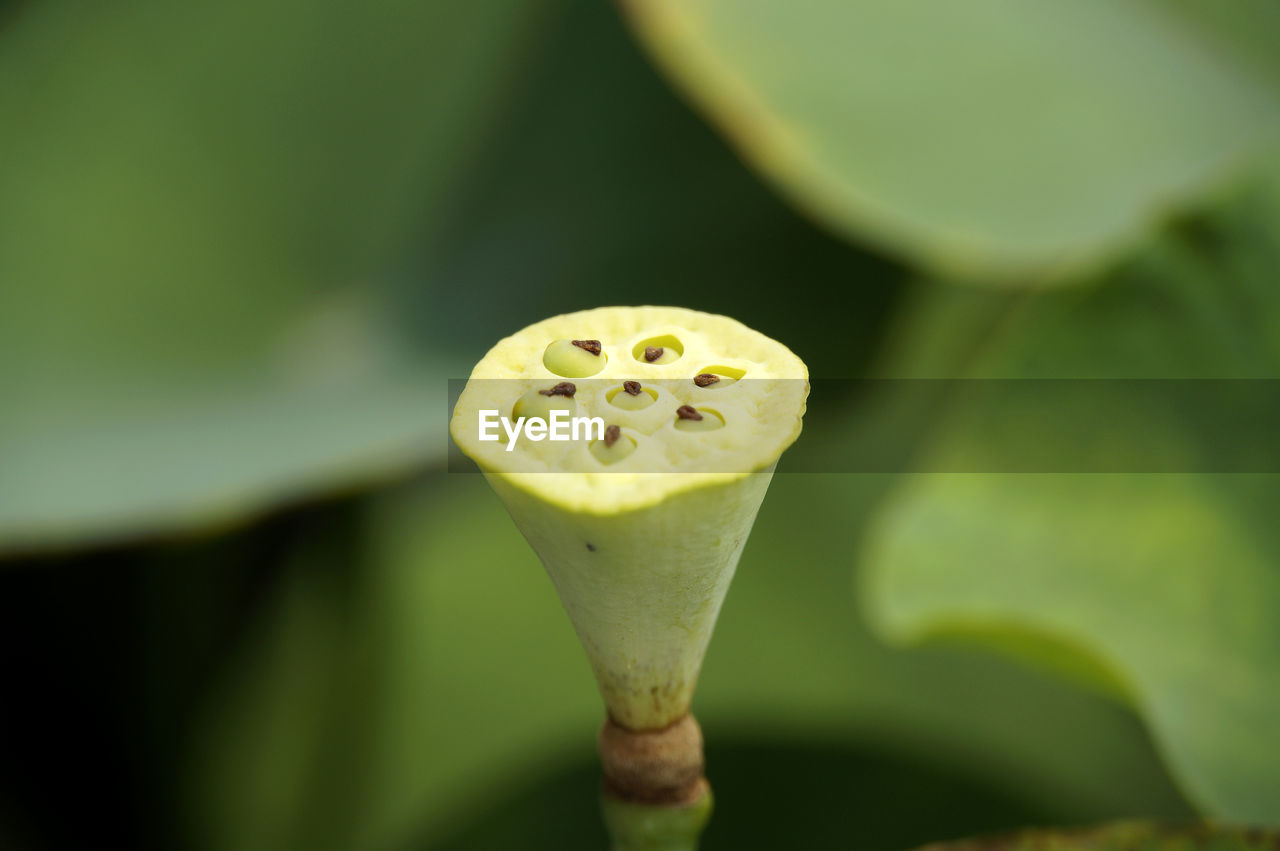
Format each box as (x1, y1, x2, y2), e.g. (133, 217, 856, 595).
(540, 381, 577, 397)
(675, 405, 703, 421)
(643, 346, 663, 362)
(694, 373, 719, 387)
(586, 542, 596, 552)
(572, 339, 602, 356)
(604, 424, 621, 447)
(623, 380, 642, 395)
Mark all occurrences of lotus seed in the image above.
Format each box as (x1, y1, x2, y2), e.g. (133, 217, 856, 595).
(609, 383, 657, 411)
(544, 339, 606, 377)
(641, 345, 679, 365)
(590, 427, 637, 464)
(694, 366, 744, 387)
(513, 387, 576, 424)
(633, 335, 684, 364)
(674, 406, 725, 432)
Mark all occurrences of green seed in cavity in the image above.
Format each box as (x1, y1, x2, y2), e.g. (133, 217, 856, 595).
(694, 365, 743, 387)
(590, 427, 636, 464)
(642, 345, 678, 365)
(513, 387, 575, 423)
(674, 405, 724, 432)
(610, 381, 656, 411)
(544, 339, 606, 377)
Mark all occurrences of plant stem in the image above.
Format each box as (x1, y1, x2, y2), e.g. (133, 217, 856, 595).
(600, 785, 713, 851)
(597, 714, 712, 850)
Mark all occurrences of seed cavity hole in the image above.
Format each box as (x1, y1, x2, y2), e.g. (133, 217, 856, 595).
(674, 406, 725, 431)
(544, 339, 607, 377)
(694, 365, 746, 387)
(632, 335, 683, 365)
(606, 383, 658, 411)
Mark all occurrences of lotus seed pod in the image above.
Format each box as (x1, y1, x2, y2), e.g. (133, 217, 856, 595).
(450, 306, 808, 731)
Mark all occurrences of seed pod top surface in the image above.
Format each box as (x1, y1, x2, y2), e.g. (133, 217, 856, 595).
(450, 305, 808, 514)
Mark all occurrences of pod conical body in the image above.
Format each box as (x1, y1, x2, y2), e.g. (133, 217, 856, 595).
(450, 306, 807, 729)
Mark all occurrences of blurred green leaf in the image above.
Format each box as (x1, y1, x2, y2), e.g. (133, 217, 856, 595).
(187, 472, 1189, 851)
(862, 170, 1280, 822)
(182, 7, 1192, 846)
(622, 0, 1280, 281)
(0, 0, 548, 552)
(917, 822, 1280, 851)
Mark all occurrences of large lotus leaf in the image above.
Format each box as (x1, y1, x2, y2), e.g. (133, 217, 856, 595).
(862, 171, 1280, 822)
(0, 0, 544, 552)
(622, 0, 1280, 281)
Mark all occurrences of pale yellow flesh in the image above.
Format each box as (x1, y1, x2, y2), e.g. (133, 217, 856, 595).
(451, 306, 807, 512)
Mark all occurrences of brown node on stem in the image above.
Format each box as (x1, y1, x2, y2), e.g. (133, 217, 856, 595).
(598, 714, 706, 806)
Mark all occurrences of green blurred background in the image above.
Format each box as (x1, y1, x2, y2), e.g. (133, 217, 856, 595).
(2, 0, 1278, 848)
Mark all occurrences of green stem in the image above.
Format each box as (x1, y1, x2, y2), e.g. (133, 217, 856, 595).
(600, 785, 713, 851)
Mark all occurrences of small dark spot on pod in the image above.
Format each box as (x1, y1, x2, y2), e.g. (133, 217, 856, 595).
(586, 542, 596, 552)
(572, 339, 602, 356)
(623, 380, 642, 396)
(644, 346, 663, 362)
(675, 405, 703, 421)
(694, 373, 719, 387)
(604, 424, 621, 447)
